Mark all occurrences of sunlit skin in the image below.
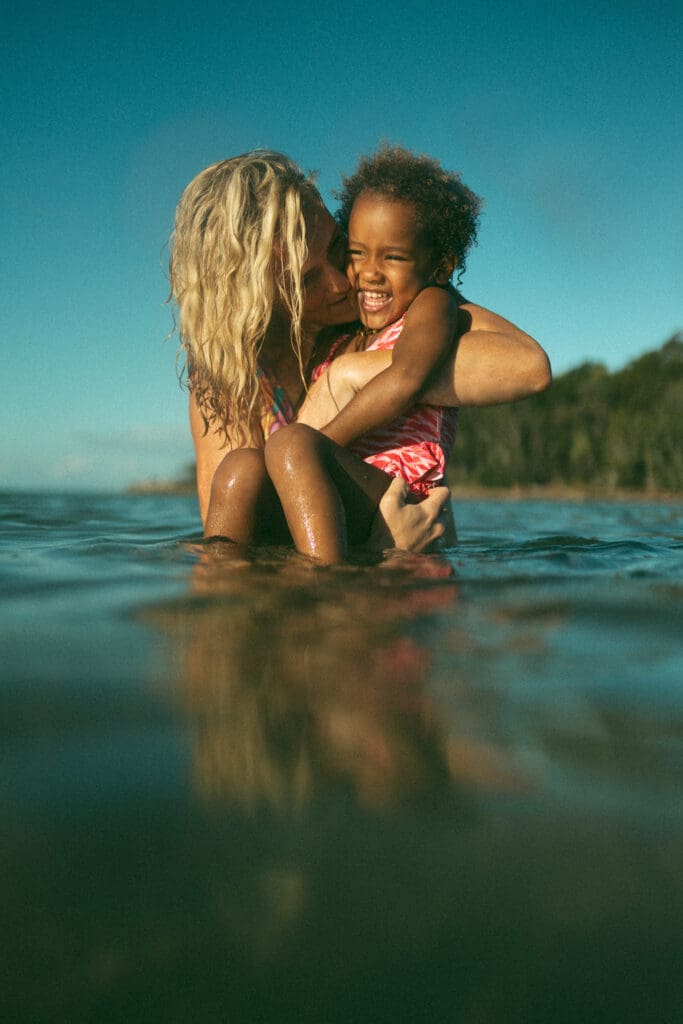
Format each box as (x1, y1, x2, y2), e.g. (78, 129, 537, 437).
(298, 192, 458, 457)
(298, 189, 552, 459)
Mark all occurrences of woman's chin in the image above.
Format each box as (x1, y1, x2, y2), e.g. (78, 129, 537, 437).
(328, 300, 359, 325)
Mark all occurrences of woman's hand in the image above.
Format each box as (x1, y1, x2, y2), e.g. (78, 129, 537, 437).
(297, 351, 390, 431)
(296, 369, 342, 430)
(370, 478, 454, 552)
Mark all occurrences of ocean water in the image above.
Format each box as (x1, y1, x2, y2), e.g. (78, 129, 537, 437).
(1, 491, 682, 1023)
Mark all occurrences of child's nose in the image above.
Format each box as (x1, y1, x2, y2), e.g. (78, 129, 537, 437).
(360, 257, 383, 282)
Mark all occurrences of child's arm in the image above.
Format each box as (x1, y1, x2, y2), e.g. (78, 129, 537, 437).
(300, 300, 551, 430)
(321, 286, 458, 447)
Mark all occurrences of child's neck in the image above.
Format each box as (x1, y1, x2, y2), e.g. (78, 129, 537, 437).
(357, 312, 403, 349)
(358, 323, 381, 342)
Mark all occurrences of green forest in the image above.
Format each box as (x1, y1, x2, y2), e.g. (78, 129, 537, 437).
(450, 334, 683, 494)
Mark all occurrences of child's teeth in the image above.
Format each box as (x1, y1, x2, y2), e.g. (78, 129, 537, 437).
(362, 291, 389, 307)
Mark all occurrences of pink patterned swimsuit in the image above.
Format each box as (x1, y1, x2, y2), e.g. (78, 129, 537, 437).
(313, 315, 458, 499)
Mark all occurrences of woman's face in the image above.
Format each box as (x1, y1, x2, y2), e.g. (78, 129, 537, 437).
(300, 204, 357, 332)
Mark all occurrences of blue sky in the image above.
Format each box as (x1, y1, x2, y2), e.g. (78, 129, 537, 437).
(2, 0, 681, 491)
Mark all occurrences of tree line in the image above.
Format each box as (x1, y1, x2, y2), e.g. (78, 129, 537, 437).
(451, 334, 683, 493)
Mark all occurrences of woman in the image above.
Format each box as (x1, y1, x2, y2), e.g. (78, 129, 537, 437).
(169, 151, 550, 552)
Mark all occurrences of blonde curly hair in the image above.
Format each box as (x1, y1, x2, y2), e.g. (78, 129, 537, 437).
(169, 151, 321, 443)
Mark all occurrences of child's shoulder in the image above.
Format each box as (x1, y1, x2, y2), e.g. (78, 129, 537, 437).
(406, 285, 459, 318)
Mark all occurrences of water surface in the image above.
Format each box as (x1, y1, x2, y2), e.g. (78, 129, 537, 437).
(2, 491, 682, 1022)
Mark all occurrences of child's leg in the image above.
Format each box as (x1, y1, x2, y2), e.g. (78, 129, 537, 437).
(204, 448, 289, 544)
(264, 424, 392, 564)
(297, 351, 391, 430)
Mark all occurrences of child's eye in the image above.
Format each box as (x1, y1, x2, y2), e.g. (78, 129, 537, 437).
(386, 254, 408, 261)
(347, 249, 364, 259)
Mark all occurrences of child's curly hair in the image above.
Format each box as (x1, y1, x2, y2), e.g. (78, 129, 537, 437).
(336, 144, 482, 280)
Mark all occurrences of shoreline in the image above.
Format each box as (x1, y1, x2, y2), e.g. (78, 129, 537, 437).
(449, 484, 683, 503)
(126, 479, 683, 504)
(449, 483, 683, 503)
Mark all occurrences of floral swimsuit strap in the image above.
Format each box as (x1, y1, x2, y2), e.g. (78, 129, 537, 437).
(257, 363, 294, 438)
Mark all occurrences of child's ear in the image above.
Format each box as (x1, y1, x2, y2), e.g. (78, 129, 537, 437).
(431, 258, 456, 286)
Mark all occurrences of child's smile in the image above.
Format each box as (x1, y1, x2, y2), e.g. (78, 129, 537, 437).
(347, 193, 435, 333)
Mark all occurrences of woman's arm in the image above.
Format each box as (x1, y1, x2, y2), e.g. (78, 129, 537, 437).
(423, 301, 552, 406)
(190, 395, 259, 525)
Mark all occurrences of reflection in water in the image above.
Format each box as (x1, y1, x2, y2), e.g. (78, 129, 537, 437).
(4, 533, 682, 1023)
(137, 546, 535, 1003)
(154, 543, 516, 815)
(144, 546, 683, 1023)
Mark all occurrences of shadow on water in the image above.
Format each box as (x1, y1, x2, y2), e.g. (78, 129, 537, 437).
(2, 498, 682, 1022)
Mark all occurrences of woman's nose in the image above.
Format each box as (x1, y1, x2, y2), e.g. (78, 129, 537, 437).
(328, 264, 351, 295)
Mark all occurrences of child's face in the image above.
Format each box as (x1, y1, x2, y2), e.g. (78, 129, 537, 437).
(347, 193, 434, 331)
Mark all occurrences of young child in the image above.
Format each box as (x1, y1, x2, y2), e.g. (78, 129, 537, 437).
(265, 145, 482, 563)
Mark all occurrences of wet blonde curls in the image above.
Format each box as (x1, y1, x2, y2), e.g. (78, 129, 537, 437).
(169, 151, 320, 444)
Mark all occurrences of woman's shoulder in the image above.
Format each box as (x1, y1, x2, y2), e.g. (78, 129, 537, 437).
(438, 284, 468, 306)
